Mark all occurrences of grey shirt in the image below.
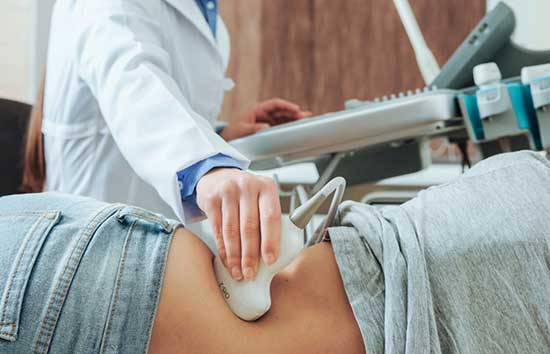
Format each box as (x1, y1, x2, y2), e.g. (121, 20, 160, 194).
(330, 151, 550, 353)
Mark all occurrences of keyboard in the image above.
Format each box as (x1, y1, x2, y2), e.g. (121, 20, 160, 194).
(230, 88, 460, 165)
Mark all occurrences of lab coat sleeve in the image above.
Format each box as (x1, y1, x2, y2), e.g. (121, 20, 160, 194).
(177, 154, 244, 202)
(76, 0, 250, 224)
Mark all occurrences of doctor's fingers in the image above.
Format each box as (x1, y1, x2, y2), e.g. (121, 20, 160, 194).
(259, 98, 301, 114)
(253, 99, 300, 121)
(200, 198, 227, 266)
(258, 181, 282, 266)
(263, 110, 312, 125)
(240, 192, 261, 280)
(221, 188, 243, 280)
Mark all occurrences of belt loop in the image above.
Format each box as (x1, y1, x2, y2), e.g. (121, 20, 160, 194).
(116, 207, 175, 234)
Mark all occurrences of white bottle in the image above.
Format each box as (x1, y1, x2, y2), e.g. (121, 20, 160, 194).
(474, 62, 511, 120)
(521, 63, 550, 109)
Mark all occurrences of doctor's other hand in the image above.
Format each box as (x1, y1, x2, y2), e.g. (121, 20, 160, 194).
(220, 98, 311, 141)
(196, 168, 281, 281)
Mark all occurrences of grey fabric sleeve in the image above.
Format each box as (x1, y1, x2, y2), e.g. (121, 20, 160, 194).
(329, 151, 550, 354)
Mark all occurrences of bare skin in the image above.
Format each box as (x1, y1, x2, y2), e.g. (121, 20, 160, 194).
(149, 228, 364, 354)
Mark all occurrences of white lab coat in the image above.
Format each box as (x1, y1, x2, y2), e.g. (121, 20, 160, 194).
(42, 0, 250, 226)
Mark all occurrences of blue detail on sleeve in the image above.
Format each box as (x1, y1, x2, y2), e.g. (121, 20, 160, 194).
(215, 125, 226, 135)
(177, 154, 243, 203)
(195, 0, 218, 38)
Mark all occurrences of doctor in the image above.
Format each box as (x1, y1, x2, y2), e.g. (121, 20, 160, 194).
(25, 0, 310, 281)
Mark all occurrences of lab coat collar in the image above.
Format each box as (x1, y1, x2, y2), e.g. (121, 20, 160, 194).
(162, 0, 224, 60)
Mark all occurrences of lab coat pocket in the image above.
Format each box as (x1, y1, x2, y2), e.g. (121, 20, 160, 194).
(0, 211, 61, 342)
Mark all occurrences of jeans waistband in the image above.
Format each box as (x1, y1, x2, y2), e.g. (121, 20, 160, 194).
(115, 206, 179, 234)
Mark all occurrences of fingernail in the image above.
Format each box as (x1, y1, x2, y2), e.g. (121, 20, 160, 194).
(243, 267, 255, 280)
(264, 253, 276, 266)
(231, 267, 243, 280)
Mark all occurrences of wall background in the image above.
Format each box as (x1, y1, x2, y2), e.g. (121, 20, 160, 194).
(0, 0, 32, 102)
(0, 0, 54, 103)
(219, 0, 485, 120)
(0, 0, 485, 109)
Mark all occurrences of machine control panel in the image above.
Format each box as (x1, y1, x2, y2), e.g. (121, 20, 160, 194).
(231, 88, 459, 167)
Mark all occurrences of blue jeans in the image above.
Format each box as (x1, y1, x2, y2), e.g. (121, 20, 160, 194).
(0, 193, 180, 354)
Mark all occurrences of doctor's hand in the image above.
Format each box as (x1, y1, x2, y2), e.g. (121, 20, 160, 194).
(196, 168, 281, 281)
(220, 98, 311, 141)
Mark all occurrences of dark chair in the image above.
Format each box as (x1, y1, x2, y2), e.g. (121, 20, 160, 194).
(0, 98, 31, 196)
